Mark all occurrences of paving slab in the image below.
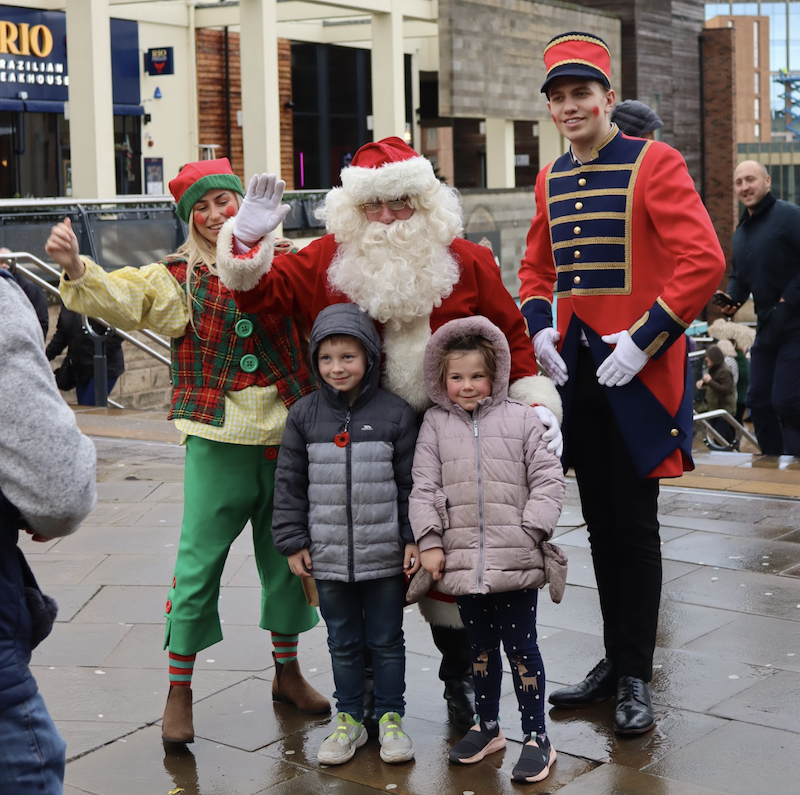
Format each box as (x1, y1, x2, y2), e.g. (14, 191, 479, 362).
(554, 762, 732, 795)
(645, 721, 800, 794)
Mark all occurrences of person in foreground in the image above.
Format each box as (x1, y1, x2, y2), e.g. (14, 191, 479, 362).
(519, 32, 725, 733)
(44, 158, 328, 747)
(272, 303, 420, 766)
(409, 316, 566, 783)
(1, 267, 97, 794)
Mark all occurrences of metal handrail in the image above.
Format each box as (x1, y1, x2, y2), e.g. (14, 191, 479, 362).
(1, 251, 172, 368)
(693, 408, 760, 452)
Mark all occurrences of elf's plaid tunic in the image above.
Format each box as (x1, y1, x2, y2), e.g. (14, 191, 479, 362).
(165, 256, 314, 426)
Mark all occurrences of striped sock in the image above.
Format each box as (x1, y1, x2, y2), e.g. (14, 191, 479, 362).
(168, 651, 196, 687)
(272, 632, 298, 664)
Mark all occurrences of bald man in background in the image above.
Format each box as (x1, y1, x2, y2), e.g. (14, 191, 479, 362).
(714, 160, 800, 456)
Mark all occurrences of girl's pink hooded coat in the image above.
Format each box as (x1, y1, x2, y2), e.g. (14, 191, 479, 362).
(409, 316, 566, 597)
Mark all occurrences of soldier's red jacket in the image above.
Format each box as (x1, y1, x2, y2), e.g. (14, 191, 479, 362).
(519, 127, 725, 479)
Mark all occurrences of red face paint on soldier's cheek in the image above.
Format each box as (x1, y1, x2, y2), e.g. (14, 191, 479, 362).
(194, 211, 207, 227)
(224, 204, 237, 218)
(593, 106, 600, 117)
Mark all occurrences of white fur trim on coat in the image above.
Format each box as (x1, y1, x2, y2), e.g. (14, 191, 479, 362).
(508, 375, 563, 424)
(215, 217, 275, 293)
(382, 317, 433, 413)
(341, 156, 439, 204)
(417, 595, 464, 629)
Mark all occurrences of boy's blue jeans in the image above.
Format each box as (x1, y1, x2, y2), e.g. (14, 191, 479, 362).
(0, 691, 66, 795)
(316, 574, 406, 721)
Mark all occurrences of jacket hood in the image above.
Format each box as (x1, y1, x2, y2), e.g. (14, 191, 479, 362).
(423, 315, 511, 411)
(309, 303, 382, 406)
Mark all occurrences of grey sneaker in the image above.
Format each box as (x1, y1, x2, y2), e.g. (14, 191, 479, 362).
(317, 713, 367, 765)
(378, 712, 415, 763)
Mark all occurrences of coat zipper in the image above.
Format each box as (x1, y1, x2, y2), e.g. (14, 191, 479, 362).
(342, 411, 355, 582)
(473, 406, 486, 593)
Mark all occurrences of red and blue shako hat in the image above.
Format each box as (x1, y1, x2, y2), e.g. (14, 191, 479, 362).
(340, 136, 437, 204)
(168, 158, 244, 222)
(541, 32, 612, 95)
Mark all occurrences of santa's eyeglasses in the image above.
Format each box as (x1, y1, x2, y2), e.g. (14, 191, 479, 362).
(361, 199, 410, 214)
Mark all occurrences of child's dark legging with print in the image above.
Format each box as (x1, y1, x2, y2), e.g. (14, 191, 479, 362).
(456, 588, 546, 736)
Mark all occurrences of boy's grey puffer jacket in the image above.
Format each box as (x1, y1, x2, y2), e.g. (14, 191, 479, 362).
(272, 303, 418, 582)
(409, 315, 565, 596)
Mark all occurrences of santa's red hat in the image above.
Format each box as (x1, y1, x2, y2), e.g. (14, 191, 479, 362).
(340, 137, 437, 203)
(169, 158, 244, 222)
(541, 31, 612, 95)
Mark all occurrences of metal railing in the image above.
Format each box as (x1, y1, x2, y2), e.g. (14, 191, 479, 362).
(1, 250, 171, 409)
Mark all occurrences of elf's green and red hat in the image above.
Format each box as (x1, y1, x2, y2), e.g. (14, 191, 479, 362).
(168, 158, 244, 222)
(541, 32, 612, 95)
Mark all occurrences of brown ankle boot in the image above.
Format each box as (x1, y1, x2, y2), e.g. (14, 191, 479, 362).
(271, 652, 330, 714)
(162, 685, 194, 744)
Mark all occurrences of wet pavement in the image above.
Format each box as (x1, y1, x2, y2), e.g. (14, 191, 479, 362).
(19, 410, 800, 795)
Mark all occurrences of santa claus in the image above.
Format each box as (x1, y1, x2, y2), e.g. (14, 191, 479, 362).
(216, 136, 562, 730)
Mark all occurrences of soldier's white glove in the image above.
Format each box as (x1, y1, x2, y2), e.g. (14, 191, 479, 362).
(534, 405, 563, 458)
(233, 174, 291, 248)
(533, 327, 568, 386)
(596, 330, 649, 387)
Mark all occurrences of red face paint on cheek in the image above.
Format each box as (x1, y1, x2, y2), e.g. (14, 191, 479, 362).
(224, 204, 237, 218)
(551, 113, 557, 124)
(593, 106, 600, 117)
(194, 211, 206, 227)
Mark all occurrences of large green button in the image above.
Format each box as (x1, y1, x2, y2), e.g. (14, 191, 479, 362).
(240, 354, 259, 373)
(235, 319, 254, 338)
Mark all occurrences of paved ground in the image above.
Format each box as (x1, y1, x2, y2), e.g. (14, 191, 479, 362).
(20, 410, 800, 795)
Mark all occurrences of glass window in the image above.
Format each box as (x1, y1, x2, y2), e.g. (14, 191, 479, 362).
(756, 70, 761, 93)
(755, 122, 761, 138)
(755, 97, 761, 117)
(754, 20, 760, 68)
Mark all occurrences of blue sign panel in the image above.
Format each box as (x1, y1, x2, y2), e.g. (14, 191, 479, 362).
(0, 5, 69, 101)
(144, 47, 173, 76)
(0, 5, 140, 108)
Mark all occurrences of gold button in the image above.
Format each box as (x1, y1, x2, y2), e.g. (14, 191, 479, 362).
(573, 226, 581, 235)
(573, 250, 581, 259)
(578, 177, 587, 186)
(573, 275, 581, 285)
(575, 201, 583, 210)
(670, 428, 679, 437)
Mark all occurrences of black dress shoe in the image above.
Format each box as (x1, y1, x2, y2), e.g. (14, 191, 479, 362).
(444, 677, 476, 732)
(613, 676, 655, 734)
(548, 658, 616, 708)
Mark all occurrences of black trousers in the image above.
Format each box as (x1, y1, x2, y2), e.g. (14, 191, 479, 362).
(568, 347, 661, 682)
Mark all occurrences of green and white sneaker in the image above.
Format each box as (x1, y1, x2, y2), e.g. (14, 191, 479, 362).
(317, 713, 367, 765)
(378, 712, 415, 763)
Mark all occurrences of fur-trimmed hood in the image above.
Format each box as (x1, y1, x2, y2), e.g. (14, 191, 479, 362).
(423, 315, 510, 411)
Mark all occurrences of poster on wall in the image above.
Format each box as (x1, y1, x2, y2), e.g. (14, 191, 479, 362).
(145, 157, 163, 195)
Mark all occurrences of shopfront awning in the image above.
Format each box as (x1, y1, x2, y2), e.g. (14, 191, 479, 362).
(0, 99, 144, 116)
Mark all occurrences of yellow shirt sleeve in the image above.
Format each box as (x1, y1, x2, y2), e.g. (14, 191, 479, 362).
(59, 257, 189, 337)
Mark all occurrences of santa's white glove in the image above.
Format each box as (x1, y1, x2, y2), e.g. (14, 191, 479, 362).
(533, 327, 568, 386)
(233, 174, 291, 248)
(596, 330, 649, 387)
(534, 405, 563, 458)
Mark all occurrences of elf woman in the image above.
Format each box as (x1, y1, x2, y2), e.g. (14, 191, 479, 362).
(45, 158, 329, 745)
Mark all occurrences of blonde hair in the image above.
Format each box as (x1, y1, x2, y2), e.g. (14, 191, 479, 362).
(174, 192, 242, 332)
(437, 334, 497, 391)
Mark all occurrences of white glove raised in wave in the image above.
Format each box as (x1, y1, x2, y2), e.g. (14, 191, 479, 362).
(533, 327, 568, 386)
(596, 330, 649, 387)
(533, 405, 563, 458)
(233, 174, 291, 248)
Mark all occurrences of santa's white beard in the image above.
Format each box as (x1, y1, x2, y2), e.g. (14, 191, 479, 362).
(327, 212, 461, 325)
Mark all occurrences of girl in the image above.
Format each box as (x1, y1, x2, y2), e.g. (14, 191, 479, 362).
(409, 315, 566, 784)
(44, 158, 329, 745)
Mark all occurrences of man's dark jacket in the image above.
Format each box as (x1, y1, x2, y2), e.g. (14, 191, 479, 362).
(729, 192, 800, 344)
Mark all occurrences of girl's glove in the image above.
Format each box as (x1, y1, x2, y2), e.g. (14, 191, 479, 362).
(233, 174, 291, 248)
(596, 330, 649, 387)
(533, 327, 568, 385)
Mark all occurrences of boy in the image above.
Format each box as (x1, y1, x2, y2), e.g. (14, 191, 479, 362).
(272, 303, 420, 765)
